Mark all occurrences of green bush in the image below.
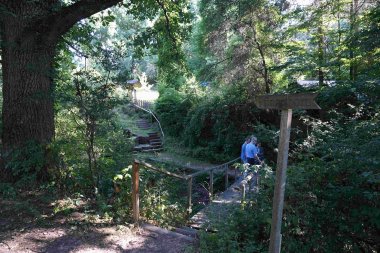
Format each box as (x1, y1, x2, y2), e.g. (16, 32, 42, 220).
(181, 84, 259, 162)
(155, 88, 193, 136)
(283, 111, 380, 252)
(198, 82, 380, 252)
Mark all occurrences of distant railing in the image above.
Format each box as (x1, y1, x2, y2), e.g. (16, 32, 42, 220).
(132, 99, 165, 141)
(134, 99, 153, 109)
(131, 157, 240, 223)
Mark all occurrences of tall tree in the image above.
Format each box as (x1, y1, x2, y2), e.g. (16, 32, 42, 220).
(0, 0, 123, 180)
(349, 0, 359, 81)
(195, 0, 282, 94)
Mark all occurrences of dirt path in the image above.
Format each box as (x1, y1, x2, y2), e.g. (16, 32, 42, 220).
(0, 225, 193, 253)
(0, 198, 195, 253)
(0, 224, 194, 253)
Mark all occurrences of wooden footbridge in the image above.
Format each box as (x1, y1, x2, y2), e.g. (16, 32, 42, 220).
(131, 158, 258, 231)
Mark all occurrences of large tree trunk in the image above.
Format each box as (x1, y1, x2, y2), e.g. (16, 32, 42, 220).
(2, 29, 55, 151)
(0, 0, 122, 182)
(1, 7, 57, 181)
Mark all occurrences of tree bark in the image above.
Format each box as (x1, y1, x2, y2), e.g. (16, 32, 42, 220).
(317, 25, 324, 87)
(252, 24, 271, 94)
(0, 0, 122, 181)
(349, 0, 358, 81)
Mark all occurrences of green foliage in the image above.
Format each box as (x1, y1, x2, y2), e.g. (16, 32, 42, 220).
(129, 0, 193, 89)
(111, 166, 133, 220)
(2, 141, 57, 187)
(155, 88, 193, 136)
(194, 0, 284, 93)
(156, 75, 286, 163)
(139, 165, 188, 227)
(0, 183, 17, 199)
(282, 118, 379, 251)
(156, 84, 260, 162)
(198, 81, 380, 252)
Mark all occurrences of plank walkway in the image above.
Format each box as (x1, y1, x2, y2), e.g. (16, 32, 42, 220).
(188, 172, 258, 230)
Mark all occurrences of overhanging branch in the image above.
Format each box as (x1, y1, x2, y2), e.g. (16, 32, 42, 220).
(155, 0, 177, 46)
(45, 0, 123, 43)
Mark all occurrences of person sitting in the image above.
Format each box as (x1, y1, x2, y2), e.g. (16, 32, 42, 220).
(240, 136, 251, 164)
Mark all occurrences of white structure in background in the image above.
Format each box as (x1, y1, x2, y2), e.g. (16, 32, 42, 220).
(297, 80, 336, 88)
(126, 79, 141, 101)
(126, 77, 159, 102)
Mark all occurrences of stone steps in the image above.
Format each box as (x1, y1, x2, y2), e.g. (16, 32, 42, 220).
(134, 118, 163, 152)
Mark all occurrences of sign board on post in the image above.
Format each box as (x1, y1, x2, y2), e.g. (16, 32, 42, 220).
(254, 93, 320, 253)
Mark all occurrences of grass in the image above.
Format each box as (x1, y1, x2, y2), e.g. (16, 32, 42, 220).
(115, 106, 160, 137)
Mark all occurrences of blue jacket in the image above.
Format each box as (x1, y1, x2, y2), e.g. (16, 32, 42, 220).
(245, 143, 258, 159)
(241, 142, 248, 163)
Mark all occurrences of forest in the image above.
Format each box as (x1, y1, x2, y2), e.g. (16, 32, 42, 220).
(0, 0, 379, 252)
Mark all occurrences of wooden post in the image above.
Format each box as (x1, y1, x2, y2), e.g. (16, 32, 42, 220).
(268, 109, 292, 253)
(209, 169, 214, 199)
(225, 164, 229, 190)
(132, 160, 140, 224)
(254, 93, 320, 253)
(187, 177, 193, 215)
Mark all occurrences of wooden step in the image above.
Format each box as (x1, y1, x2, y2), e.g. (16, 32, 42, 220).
(141, 148, 164, 152)
(141, 223, 195, 243)
(173, 226, 198, 239)
(137, 123, 150, 126)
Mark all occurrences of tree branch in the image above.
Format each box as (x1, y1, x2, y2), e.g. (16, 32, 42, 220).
(44, 0, 123, 43)
(62, 37, 89, 58)
(155, 0, 177, 46)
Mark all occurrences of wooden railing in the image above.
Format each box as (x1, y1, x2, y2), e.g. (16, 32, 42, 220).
(134, 99, 153, 109)
(132, 157, 240, 223)
(132, 100, 165, 141)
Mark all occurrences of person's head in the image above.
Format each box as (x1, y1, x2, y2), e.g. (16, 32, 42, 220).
(251, 136, 257, 144)
(245, 136, 251, 143)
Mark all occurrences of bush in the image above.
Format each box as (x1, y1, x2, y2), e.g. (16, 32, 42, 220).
(155, 88, 193, 136)
(198, 82, 380, 252)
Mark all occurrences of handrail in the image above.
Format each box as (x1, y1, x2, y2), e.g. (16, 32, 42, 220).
(132, 102, 165, 141)
(136, 159, 187, 180)
(131, 157, 242, 222)
(187, 157, 240, 178)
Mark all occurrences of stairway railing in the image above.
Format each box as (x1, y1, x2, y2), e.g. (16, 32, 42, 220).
(132, 100, 165, 143)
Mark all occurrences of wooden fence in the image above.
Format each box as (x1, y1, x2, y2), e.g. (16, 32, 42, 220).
(132, 157, 240, 223)
(134, 99, 153, 109)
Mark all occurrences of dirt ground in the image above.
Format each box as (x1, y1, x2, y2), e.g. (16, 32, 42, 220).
(0, 225, 193, 253)
(0, 197, 195, 253)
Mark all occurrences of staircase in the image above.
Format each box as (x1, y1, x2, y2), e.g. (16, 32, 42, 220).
(134, 118, 163, 152)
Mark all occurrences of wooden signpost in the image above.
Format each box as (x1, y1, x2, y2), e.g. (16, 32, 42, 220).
(132, 161, 140, 224)
(254, 93, 320, 253)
